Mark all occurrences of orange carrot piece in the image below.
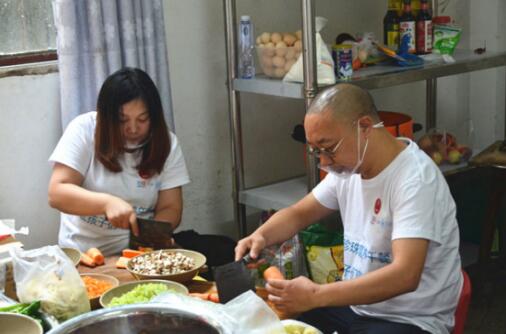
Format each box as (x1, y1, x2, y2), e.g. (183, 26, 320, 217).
(115, 256, 130, 269)
(80, 253, 96, 268)
(86, 247, 104, 265)
(263, 266, 285, 281)
(122, 249, 145, 259)
(208, 292, 220, 303)
(82, 276, 113, 299)
(137, 247, 153, 252)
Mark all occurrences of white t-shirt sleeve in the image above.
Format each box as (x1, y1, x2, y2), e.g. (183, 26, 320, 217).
(48, 113, 94, 176)
(159, 132, 190, 190)
(312, 173, 340, 210)
(391, 179, 442, 244)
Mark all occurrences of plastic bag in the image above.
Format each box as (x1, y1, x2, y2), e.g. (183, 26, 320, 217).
(433, 24, 462, 55)
(250, 211, 309, 286)
(300, 224, 344, 284)
(152, 290, 285, 334)
(283, 16, 335, 85)
(10, 245, 90, 321)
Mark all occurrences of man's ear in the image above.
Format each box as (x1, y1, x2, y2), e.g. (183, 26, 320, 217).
(358, 116, 375, 135)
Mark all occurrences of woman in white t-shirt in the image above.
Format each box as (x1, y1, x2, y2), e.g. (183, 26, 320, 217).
(48, 68, 190, 255)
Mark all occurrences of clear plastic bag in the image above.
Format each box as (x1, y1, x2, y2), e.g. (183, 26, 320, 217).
(283, 16, 335, 84)
(152, 290, 285, 334)
(10, 245, 90, 321)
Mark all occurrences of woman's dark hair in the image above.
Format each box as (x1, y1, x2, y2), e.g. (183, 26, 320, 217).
(95, 67, 171, 178)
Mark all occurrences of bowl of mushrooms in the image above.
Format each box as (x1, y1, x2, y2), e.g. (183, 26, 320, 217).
(256, 30, 303, 78)
(126, 249, 206, 283)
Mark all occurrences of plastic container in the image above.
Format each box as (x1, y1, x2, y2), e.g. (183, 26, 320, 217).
(238, 15, 255, 79)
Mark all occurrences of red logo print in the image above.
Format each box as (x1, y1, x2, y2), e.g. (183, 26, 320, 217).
(374, 198, 382, 214)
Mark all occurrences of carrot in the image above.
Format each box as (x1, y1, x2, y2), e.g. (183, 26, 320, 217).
(122, 249, 145, 259)
(86, 247, 104, 265)
(115, 256, 130, 269)
(137, 247, 153, 252)
(189, 292, 210, 301)
(82, 276, 113, 299)
(263, 266, 285, 281)
(208, 292, 220, 303)
(80, 252, 96, 268)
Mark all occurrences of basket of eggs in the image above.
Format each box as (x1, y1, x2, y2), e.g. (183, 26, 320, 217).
(256, 30, 303, 78)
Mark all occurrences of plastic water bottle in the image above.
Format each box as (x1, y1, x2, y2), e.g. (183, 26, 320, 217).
(238, 15, 255, 79)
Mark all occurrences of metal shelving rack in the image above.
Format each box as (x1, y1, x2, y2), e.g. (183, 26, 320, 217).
(224, 0, 506, 238)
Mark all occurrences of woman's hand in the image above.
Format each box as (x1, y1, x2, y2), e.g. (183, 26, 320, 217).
(234, 233, 267, 261)
(104, 195, 139, 235)
(266, 276, 322, 314)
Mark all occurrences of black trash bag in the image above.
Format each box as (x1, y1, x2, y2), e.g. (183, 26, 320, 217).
(173, 230, 236, 280)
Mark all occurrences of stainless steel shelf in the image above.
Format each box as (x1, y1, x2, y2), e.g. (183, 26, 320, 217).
(239, 150, 483, 211)
(239, 176, 307, 211)
(233, 50, 506, 98)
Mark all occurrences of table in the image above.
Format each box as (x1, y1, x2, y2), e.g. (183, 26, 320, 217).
(78, 256, 293, 319)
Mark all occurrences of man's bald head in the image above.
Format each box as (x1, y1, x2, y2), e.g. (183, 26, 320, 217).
(307, 84, 379, 124)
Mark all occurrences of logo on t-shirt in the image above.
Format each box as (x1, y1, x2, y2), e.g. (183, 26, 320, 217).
(374, 198, 382, 214)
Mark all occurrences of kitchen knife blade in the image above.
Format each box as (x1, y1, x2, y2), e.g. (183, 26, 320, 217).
(129, 217, 174, 250)
(214, 254, 256, 303)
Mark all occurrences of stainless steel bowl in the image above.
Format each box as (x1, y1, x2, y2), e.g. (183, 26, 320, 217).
(47, 304, 231, 334)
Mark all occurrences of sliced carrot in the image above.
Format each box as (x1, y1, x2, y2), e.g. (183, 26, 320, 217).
(208, 292, 220, 303)
(115, 256, 130, 269)
(137, 247, 153, 252)
(80, 253, 96, 268)
(82, 276, 113, 299)
(122, 249, 145, 258)
(86, 247, 104, 265)
(189, 292, 210, 301)
(263, 266, 285, 281)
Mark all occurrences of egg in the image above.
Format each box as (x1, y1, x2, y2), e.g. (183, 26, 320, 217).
(284, 59, 296, 72)
(295, 30, 302, 40)
(263, 66, 275, 77)
(261, 55, 273, 67)
(273, 67, 286, 78)
(275, 41, 288, 57)
(294, 40, 302, 52)
(283, 33, 297, 46)
(256, 36, 262, 45)
(271, 32, 282, 44)
(358, 48, 368, 63)
(264, 42, 275, 56)
(260, 32, 271, 44)
(272, 56, 286, 68)
(285, 48, 296, 60)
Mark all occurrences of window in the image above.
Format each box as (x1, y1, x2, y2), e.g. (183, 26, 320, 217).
(0, 0, 57, 66)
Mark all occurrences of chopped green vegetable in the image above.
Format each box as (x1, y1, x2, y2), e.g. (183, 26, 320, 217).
(0, 301, 44, 328)
(108, 283, 172, 307)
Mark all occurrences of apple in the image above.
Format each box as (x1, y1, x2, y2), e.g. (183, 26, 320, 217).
(448, 149, 462, 164)
(431, 151, 443, 165)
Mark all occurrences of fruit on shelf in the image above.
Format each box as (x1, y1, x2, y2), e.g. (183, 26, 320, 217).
(417, 131, 472, 165)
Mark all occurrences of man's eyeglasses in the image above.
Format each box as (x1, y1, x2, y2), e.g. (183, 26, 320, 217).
(308, 137, 345, 159)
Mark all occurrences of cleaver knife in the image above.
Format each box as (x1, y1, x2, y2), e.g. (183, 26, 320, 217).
(129, 217, 174, 250)
(214, 254, 256, 304)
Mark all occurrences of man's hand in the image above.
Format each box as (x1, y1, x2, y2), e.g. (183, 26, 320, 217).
(266, 276, 322, 313)
(104, 195, 139, 236)
(234, 233, 267, 261)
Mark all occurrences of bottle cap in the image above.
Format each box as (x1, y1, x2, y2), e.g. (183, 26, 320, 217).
(433, 16, 451, 25)
(240, 15, 251, 21)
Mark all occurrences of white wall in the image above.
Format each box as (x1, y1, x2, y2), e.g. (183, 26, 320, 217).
(0, 73, 61, 248)
(1, 1, 505, 249)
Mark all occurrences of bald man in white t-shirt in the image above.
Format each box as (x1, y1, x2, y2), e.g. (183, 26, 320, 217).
(235, 84, 462, 334)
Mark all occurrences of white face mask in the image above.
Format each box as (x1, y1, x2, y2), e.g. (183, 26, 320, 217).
(124, 135, 151, 152)
(319, 121, 383, 180)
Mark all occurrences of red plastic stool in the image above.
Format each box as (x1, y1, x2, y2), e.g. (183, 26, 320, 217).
(452, 270, 472, 334)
